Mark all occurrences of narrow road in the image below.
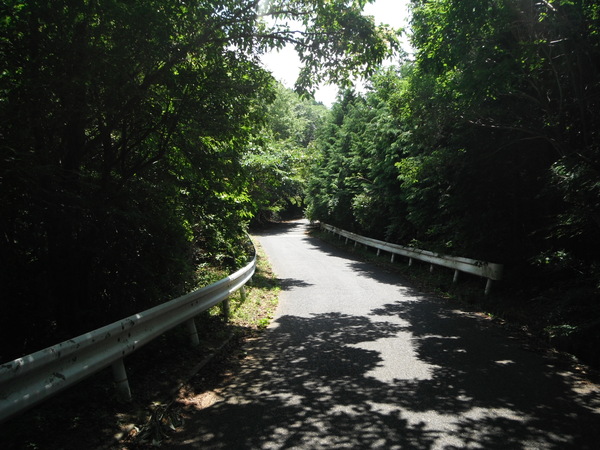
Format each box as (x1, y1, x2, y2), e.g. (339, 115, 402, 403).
(172, 219, 600, 449)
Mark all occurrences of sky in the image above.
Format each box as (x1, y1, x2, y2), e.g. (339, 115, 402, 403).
(260, 0, 412, 106)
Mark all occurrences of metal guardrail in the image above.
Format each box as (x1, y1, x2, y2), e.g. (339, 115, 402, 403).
(0, 248, 256, 423)
(321, 223, 503, 294)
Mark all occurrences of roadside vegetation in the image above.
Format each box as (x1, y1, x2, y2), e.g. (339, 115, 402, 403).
(305, 1, 600, 370)
(0, 238, 280, 450)
(0, 0, 395, 362)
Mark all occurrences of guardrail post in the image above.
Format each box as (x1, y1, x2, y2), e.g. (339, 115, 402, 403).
(345, 237, 348, 244)
(391, 254, 395, 263)
(186, 318, 200, 347)
(111, 358, 132, 402)
(377, 248, 381, 256)
(240, 286, 247, 301)
(430, 264, 434, 273)
(485, 279, 493, 296)
(453, 270, 460, 284)
(408, 257, 413, 267)
(222, 298, 230, 321)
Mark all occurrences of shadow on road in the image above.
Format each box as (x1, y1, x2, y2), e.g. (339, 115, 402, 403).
(171, 225, 600, 449)
(173, 310, 599, 448)
(173, 311, 437, 449)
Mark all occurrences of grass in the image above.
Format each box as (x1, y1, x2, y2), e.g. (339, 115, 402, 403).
(224, 240, 281, 331)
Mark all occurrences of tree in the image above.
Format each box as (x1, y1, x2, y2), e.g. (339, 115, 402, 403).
(302, 0, 600, 364)
(244, 83, 328, 223)
(0, 0, 396, 359)
(407, 0, 600, 263)
(307, 0, 600, 268)
(259, 0, 400, 94)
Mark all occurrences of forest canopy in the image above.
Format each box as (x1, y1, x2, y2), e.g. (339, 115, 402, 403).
(302, 0, 600, 365)
(305, 0, 600, 349)
(2, 0, 599, 364)
(0, 0, 397, 360)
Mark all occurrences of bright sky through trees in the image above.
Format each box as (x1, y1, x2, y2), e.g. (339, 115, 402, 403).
(261, 0, 411, 106)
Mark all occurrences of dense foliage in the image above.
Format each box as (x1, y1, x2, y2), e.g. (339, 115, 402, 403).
(244, 83, 328, 223)
(0, 0, 396, 361)
(306, 0, 600, 288)
(5, 0, 597, 364)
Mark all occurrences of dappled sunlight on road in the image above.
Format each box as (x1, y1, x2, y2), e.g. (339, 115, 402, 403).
(348, 332, 440, 382)
(172, 303, 599, 449)
(169, 220, 600, 449)
(172, 312, 438, 449)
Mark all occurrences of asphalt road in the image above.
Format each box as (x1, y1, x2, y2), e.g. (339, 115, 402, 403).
(172, 219, 600, 449)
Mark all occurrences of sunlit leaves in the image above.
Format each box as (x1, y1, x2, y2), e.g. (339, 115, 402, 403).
(260, 0, 400, 94)
(244, 83, 328, 222)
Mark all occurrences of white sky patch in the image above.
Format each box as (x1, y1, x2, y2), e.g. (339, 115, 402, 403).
(260, 0, 412, 107)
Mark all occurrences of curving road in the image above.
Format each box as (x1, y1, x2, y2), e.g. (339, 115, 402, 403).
(172, 219, 600, 449)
